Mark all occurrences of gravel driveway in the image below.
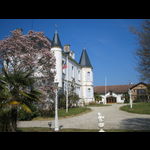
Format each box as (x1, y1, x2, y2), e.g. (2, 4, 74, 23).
(18, 104, 150, 130)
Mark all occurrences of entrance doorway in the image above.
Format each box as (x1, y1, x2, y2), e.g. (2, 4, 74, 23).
(106, 96, 117, 103)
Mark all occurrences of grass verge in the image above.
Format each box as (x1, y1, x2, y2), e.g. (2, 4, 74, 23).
(87, 104, 112, 107)
(32, 107, 92, 121)
(17, 127, 150, 132)
(120, 102, 150, 114)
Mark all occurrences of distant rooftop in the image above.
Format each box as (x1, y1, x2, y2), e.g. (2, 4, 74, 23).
(94, 82, 148, 94)
(94, 84, 135, 94)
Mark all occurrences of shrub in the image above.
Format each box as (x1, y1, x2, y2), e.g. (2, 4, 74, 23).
(18, 103, 40, 121)
(94, 92, 102, 103)
(88, 101, 97, 105)
(123, 93, 130, 103)
(0, 109, 12, 132)
(18, 109, 39, 121)
(134, 95, 149, 103)
(68, 93, 80, 108)
(38, 109, 54, 118)
(58, 93, 66, 109)
(124, 99, 129, 103)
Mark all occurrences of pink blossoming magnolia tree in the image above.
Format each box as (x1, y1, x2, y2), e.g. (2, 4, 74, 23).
(0, 29, 56, 107)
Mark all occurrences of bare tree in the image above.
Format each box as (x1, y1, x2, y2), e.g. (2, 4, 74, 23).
(131, 20, 150, 83)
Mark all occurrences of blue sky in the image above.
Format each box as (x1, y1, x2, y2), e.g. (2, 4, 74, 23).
(0, 19, 144, 86)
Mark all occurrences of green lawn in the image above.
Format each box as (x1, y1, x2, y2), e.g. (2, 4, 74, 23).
(120, 102, 150, 114)
(33, 107, 92, 121)
(87, 103, 112, 107)
(17, 127, 98, 132)
(17, 127, 150, 132)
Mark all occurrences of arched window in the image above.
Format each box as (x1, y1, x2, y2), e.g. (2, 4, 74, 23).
(87, 88, 91, 98)
(87, 71, 90, 81)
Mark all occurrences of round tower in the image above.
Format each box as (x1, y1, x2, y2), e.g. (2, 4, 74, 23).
(51, 31, 62, 88)
(79, 49, 94, 104)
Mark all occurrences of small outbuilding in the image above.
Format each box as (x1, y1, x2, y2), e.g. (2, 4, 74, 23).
(94, 82, 148, 104)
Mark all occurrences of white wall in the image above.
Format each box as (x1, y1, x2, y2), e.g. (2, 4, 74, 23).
(62, 55, 94, 104)
(80, 67, 94, 103)
(62, 56, 82, 98)
(100, 92, 125, 103)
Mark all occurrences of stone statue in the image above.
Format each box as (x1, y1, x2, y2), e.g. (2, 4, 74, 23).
(97, 112, 105, 132)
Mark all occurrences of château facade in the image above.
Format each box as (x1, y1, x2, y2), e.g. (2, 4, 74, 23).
(51, 31, 94, 104)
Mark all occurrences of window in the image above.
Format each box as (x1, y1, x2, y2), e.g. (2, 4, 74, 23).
(87, 72, 90, 81)
(62, 60, 66, 74)
(78, 70, 80, 80)
(72, 66, 74, 78)
(87, 88, 91, 98)
(78, 87, 80, 97)
(137, 89, 146, 95)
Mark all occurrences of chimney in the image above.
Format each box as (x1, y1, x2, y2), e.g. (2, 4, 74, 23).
(64, 44, 71, 52)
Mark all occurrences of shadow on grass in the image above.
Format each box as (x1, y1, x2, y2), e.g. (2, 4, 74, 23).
(120, 118, 150, 131)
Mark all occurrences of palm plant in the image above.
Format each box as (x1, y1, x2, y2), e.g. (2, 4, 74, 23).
(0, 68, 42, 132)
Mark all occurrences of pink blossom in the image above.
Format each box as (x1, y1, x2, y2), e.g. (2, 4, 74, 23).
(0, 29, 56, 97)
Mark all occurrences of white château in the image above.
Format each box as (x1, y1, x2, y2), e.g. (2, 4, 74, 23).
(51, 31, 94, 104)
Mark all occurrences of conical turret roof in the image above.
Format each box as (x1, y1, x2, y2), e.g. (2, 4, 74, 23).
(79, 49, 93, 68)
(51, 31, 62, 48)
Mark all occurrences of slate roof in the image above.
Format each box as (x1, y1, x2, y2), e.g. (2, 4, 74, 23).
(79, 49, 93, 68)
(51, 31, 62, 49)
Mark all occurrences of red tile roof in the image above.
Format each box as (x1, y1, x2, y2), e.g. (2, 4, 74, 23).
(94, 84, 135, 94)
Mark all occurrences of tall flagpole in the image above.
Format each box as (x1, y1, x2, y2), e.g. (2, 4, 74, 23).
(104, 77, 107, 104)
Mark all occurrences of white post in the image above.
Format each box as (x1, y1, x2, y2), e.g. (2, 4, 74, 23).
(66, 54, 69, 113)
(129, 89, 132, 109)
(54, 85, 59, 131)
(104, 77, 107, 104)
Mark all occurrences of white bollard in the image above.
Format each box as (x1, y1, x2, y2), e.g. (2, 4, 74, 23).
(97, 112, 105, 132)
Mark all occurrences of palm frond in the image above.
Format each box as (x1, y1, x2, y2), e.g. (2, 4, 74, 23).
(30, 89, 42, 96)
(19, 90, 33, 100)
(24, 71, 34, 79)
(20, 104, 32, 113)
(0, 87, 12, 101)
(8, 100, 21, 105)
